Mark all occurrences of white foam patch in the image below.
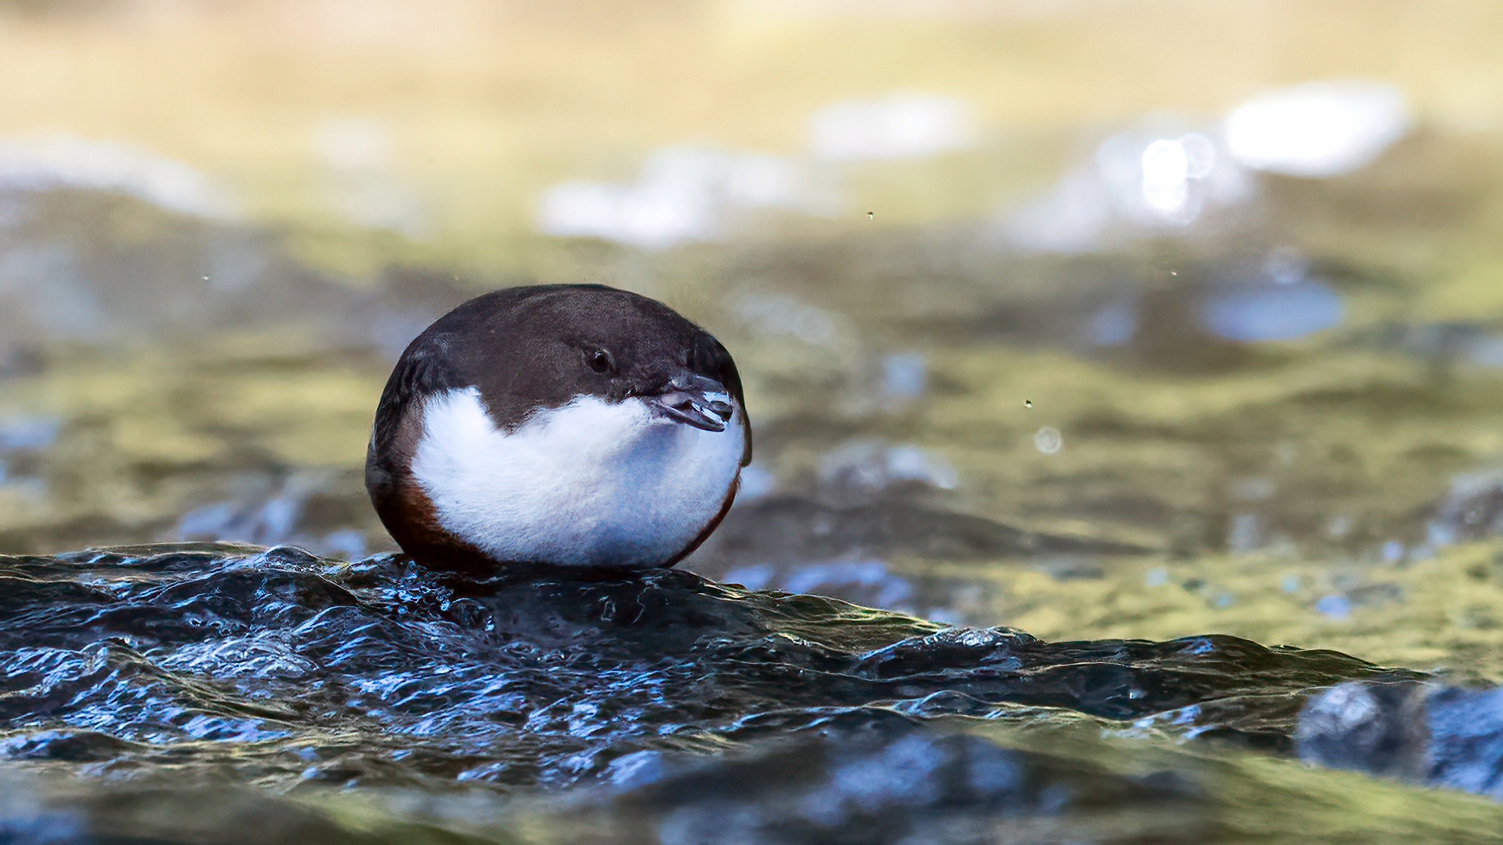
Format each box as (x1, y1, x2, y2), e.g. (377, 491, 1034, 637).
(1223, 81, 1408, 177)
(0, 133, 236, 218)
(535, 145, 835, 250)
(807, 92, 977, 162)
(410, 388, 744, 568)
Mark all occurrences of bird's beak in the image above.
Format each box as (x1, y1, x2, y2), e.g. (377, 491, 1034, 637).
(646, 372, 734, 432)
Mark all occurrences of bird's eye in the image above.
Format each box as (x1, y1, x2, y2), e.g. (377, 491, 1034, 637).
(586, 348, 615, 375)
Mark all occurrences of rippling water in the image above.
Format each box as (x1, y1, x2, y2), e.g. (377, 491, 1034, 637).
(11, 543, 1501, 843)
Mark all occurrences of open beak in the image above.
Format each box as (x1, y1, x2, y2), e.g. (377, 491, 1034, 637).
(647, 372, 734, 432)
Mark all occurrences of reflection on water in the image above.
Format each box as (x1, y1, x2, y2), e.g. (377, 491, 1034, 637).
(1200, 280, 1344, 342)
(0, 134, 236, 219)
(538, 146, 836, 249)
(807, 92, 978, 162)
(537, 92, 979, 249)
(1224, 81, 1409, 178)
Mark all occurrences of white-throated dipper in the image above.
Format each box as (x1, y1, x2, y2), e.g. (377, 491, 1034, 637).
(366, 284, 750, 573)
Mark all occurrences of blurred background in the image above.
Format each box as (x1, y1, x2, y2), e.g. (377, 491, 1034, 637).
(5, 0, 1503, 674)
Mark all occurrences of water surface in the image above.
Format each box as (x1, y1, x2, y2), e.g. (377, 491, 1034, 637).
(11, 543, 1495, 844)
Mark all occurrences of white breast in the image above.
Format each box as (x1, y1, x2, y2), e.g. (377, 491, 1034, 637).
(409, 387, 744, 568)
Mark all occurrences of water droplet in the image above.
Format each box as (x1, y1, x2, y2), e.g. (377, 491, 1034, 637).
(1033, 427, 1062, 454)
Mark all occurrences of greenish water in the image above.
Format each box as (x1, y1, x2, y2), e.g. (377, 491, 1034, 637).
(6, 52, 1503, 840)
(8, 145, 1503, 671)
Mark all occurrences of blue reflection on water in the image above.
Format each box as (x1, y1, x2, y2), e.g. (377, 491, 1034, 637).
(0, 416, 60, 452)
(1089, 301, 1138, 346)
(1200, 281, 1344, 342)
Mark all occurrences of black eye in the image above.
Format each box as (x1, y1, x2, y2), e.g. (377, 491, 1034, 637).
(586, 348, 615, 375)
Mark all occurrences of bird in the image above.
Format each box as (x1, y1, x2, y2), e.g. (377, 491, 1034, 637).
(365, 284, 750, 573)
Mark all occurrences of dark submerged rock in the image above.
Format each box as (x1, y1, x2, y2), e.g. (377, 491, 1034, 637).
(1297, 680, 1503, 801)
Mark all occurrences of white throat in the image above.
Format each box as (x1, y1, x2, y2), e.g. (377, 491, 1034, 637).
(409, 388, 744, 568)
